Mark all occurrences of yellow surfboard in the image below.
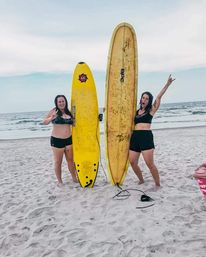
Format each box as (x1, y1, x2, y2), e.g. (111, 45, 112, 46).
(71, 62, 100, 188)
(105, 23, 138, 185)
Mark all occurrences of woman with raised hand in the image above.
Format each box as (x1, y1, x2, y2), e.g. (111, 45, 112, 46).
(129, 75, 175, 187)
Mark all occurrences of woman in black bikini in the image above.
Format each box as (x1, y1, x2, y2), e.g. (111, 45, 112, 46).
(129, 75, 175, 187)
(43, 95, 78, 186)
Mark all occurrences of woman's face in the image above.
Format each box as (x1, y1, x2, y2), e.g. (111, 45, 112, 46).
(57, 97, 66, 110)
(140, 94, 149, 108)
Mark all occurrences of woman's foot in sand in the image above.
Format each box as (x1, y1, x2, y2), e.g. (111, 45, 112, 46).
(57, 182, 64, 188)
(138, 180, 144, 185)
(147, 185, 161, 192)
(72, 176, 78, 183)
(69, 169, 78, 183)
(155, 180, 161, 187)
(71, 173, 78, 183)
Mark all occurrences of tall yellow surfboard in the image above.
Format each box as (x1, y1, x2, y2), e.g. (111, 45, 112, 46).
(105, 23, 138, 185)
(71, 62, 100, 188)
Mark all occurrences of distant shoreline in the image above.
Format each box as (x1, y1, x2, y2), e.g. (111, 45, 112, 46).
(0, 100, 206, 115)
(1, 125, 205, 141)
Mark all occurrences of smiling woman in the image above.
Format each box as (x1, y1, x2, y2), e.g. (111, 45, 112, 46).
(43, 95, 78, 186)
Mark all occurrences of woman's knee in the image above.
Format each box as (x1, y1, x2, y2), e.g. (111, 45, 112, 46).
(146, 162, 156, 170)
(65, 150, 73, 163)
(129, 156, 138, 167)
(54, 157, 62, 166)
(54, 158, 62, 167)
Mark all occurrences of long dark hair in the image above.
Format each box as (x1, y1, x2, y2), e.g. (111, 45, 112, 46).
(139, 91, 153, 113)
(54, 95, 73, 118)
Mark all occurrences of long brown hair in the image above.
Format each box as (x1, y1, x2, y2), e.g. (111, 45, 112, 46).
(54, 95, 73, 118)
(139, 91, 153, 113)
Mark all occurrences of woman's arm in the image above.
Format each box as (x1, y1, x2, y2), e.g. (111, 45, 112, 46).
(151, 74, 175, 115)
(43, 108, 56, 125)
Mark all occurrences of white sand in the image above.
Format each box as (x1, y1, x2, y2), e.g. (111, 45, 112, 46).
(0, 126, 206, 257)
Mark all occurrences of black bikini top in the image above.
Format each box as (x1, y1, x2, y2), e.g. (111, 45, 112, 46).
(134, 110, 153, 124)
(52, 115, 73, 125)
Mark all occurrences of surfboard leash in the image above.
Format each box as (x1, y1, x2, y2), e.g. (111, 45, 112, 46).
(113, 184, 155, 209)
(96, 114, 108, 184)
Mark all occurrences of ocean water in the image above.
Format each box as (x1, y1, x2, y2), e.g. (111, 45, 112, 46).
(0, 101, 206, 140)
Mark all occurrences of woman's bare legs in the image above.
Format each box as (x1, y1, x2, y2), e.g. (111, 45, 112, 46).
(142, 149, 160, 186)
(129, 150, 144, 184)
(52, 147, 64, 185)
(65, 145, 78, 183)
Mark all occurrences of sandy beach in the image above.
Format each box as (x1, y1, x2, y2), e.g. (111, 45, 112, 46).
(0, 126, 206, 257)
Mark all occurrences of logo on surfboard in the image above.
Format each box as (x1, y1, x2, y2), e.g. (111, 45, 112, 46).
(79, 73, 88, 83)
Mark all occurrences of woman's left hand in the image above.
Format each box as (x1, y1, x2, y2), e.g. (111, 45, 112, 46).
(167, 74, 176, 86)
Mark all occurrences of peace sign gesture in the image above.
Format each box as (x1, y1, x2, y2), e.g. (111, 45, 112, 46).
(166, 74, 176, 86)
(51, 107, 58, 119)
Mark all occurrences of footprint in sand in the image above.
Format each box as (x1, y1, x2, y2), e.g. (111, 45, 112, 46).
(27, 206, 52, 219)
(190, 216, 202, 225)
(48, 195, 56, 201)
(166, 246, 176, 254)
(113, 225, 125, 233)
(146, 243, 165, 254)
(80, 221, 93, 227)
(27, 241, 40, 248)
(63, 228, 86, 241)
(168, 215, 186, 224)
(43, 249, 68, 257)
(80, 200, 88, 207)
(84, 254, 96, 257)
(33, 224, 57, 236)
(162, 230, 175, 242)
(127, 246, 142, 257)
(108, 220, 116, 225)
(3, 232, 30, 247)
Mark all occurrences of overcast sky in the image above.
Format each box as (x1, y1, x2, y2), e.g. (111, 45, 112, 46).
(0, 0, 206, 112)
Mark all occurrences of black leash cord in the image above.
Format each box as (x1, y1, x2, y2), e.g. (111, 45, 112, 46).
(136, 203, 155, 209)
(113, 184, 155, 209)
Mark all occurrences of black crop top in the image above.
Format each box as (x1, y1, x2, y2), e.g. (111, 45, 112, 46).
(134, 110, 153, 124)
(52, 116, 73, 125)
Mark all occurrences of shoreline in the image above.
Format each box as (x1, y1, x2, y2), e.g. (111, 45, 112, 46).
(0, 124, 205, 141)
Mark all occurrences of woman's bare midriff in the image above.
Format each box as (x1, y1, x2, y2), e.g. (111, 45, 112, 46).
(134, 123, 151, 130)
(51, 124, 72, 138)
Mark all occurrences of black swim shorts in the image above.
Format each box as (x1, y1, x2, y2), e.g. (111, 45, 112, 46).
(129, 130, 155, 152)
(50, 136, 72, 148)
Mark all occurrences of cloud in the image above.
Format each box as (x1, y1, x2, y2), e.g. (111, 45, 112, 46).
(138, 0, 206, 71)
(0, 0, 206, 75)
(0, 25, 108, 75)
